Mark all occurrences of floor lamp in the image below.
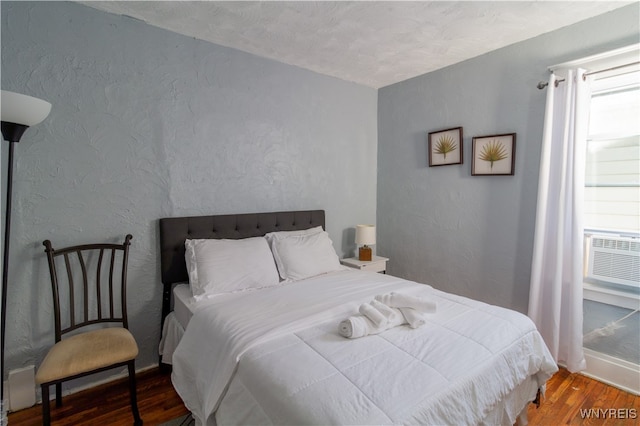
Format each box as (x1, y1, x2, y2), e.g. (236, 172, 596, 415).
(1, 90, 51, 418)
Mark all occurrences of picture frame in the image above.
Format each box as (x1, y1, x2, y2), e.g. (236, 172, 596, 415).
(471, 133, 516, 176)
(428, 127, 463, 167)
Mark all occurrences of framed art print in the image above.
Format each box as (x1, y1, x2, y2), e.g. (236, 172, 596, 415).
(471, 133, 516, 176)
(428, 127, 463, 167)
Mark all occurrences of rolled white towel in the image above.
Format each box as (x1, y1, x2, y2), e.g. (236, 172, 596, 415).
(339, 309, 406, 339)
(371, 299, 404, 325)
(339, 300, 425, 339)
(339, 316, 376, 339)
(359, 303, 388, 327)
(375, 292, 437, 313)
(398, 307, 426, 329)
(338, 318, 354, 338)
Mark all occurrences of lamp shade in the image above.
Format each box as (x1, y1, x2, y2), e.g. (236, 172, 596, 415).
(355, 224, 376, 246)
(1, 90, 51, 126)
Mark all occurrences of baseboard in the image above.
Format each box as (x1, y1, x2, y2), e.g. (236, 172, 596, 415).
(35, 363, 160, 405)
(582, 348, 640, 396)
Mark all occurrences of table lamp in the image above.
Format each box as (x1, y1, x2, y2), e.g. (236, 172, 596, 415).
(355, 224, 375, 261)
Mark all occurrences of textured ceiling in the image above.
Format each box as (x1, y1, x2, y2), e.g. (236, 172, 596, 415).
(79, 1, 633, 88)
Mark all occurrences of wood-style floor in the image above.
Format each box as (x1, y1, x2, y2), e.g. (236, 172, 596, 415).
(7, 367, 188, 425)
(7, 366, 640, 425)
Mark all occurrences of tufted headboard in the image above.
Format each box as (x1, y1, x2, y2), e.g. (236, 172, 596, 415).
(158, 210, 325, 327)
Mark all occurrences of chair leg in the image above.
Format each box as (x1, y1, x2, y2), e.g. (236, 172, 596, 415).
(55, 383, 62, 407)
(128, 361, 143, 425)
(41, 384, 51, 426)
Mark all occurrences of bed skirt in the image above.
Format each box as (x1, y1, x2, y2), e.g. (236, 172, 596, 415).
(159, 312, 185, 365)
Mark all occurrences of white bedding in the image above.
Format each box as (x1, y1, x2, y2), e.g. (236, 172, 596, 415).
(171, 270, 557, 425)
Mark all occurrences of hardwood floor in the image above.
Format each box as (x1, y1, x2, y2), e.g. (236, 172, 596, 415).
(527, 368, 639, 425)
(7, 367, 188, 425)
(8, 366, 640, 425)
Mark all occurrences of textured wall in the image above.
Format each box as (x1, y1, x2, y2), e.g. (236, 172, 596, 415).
(1, 1, 377, 390)
(377, 4, 639, 313)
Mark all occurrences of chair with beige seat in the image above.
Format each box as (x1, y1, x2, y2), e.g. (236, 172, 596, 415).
(36, 235, 142, 425)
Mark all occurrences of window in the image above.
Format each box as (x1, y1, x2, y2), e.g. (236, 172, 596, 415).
(583, 68, 640, 295)
(585, 70, 640, 233)
(583, 66, 640, 384)
(553, 44, 640, 393)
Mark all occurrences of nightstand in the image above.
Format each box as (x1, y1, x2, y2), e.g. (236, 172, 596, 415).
(340, 256, 389, 273)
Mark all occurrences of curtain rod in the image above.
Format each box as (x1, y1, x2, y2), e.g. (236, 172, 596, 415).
(536, 61, 640, 89)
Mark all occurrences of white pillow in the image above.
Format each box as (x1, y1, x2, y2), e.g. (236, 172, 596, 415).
(184, 237, 280, 300)
(271, 231, 342, 281)
(264, 226, 324, 248)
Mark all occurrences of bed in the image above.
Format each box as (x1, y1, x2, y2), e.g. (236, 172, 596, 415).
(158, 209, 557, 425)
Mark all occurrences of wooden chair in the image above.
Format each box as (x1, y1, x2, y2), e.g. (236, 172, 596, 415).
(36, 235, 142, 425)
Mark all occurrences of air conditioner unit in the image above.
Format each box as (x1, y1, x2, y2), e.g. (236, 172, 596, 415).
(586, 235, 640, 288)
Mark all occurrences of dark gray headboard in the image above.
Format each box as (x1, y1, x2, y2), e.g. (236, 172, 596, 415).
(158, 210, 325, 328)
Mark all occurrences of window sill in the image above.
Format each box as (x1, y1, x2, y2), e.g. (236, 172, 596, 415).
(583, 282, 640, 310)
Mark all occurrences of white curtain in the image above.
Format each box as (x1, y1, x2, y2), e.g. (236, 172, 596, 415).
(529, 69, 591, 372)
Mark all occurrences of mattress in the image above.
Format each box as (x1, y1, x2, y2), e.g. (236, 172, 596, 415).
(173, 284, 195, 329)
(171, 269, 558, 425)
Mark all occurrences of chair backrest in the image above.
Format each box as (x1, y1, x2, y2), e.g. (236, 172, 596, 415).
(42, 235, 132, 342)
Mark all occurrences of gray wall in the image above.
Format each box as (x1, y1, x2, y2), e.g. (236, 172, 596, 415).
(377, 3, 639, 313)
(1, 1, 377, 387)
(3, 0, 639, 397)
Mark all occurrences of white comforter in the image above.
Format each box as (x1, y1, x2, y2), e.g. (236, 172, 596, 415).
(172, 270, 557, 425)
